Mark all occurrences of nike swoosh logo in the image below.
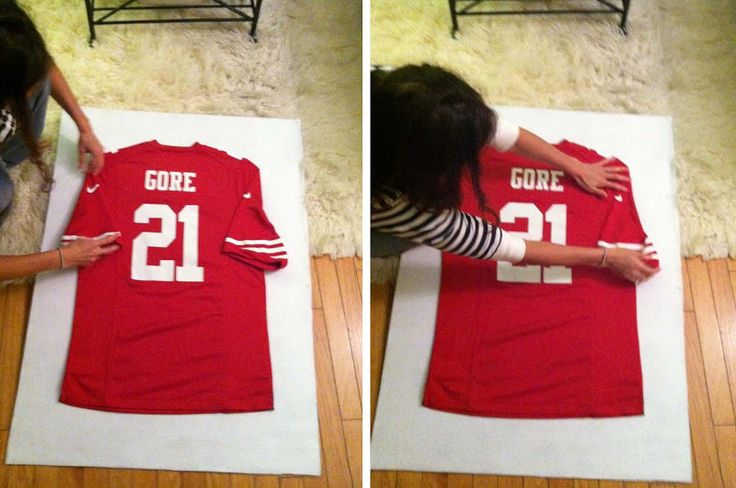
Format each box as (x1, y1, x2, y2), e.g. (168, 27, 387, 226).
(243, 192, 252, 199)
(86, 184, 100, 193)
(614, 194, 623, 202)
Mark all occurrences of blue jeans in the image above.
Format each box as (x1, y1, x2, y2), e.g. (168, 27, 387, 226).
(0, 77, 51, 227)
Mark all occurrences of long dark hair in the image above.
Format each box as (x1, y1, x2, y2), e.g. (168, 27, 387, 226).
(0, 1, 52, 177)
(371, 64, 496, 212)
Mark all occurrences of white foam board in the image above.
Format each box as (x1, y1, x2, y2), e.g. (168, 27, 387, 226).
(371, 107, 691, 482)
(6, 108, 320, 475)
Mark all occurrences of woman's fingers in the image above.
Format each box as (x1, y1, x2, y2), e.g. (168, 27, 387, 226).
(605, 182, 629, 193)
(93, 232, 121, 246)
(96, 244, 121, 256)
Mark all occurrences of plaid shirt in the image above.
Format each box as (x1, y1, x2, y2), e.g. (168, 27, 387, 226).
(0, 108, 16, 146)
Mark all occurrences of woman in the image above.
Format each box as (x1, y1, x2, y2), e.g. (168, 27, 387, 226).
(371, 64, 658, 283)
(0, 2, 117, 280)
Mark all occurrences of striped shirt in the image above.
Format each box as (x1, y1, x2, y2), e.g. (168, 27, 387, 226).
(0, 108, 16, 146)
(371, 189, 526, 262)
(371, 118, 526, 262)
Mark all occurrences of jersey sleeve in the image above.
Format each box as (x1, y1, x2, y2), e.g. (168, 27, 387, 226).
(596, 162, 659, 269)
(61, 172, 118, 244)
(223, 165, 288, 271)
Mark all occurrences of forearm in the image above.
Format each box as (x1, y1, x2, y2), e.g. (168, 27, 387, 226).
(510, 128, 579, 175)
(48, 62, 91, 134)
(521, 240, 604, 267)
(0, 250, 61, 281)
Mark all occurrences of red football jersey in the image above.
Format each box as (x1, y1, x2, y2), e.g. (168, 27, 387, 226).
(60, 141, 287, 414)
(423, 140, 657, 418)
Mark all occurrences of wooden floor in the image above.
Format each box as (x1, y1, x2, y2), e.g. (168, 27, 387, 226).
(0, 256, 362, 488)
(371, 258, 736, 488)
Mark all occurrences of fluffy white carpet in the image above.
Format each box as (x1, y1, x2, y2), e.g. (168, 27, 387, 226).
(0, 0, 361, 283)
(371, 0, 736, 282)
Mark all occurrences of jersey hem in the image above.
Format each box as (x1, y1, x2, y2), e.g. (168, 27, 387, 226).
(59, 397, 274, 415)
(421, 399, 644, 419)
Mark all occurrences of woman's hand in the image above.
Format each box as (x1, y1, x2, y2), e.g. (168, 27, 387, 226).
(60, 233, 121, 269)
(78, 129, 105, 175)
(571, 158, 630, 198)
(603, 248, 659, 283)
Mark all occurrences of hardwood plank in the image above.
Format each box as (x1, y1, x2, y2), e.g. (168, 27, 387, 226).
(0, 284, 31, 430)
(58, 468, 84, 488)
(207, 472, 232, 487)
(109, 469, 135, 488)
(684, 311, 725, 487)
(687, 258, 735, 425)
(354, 258, 362, 295)
(0, 430, 8, 488)
(448, 474, 473, 488)
(370, 282, 395, 428)
(422, 473, 449, 488)
(231, 474, 255, 488)
(649, 484, 673, 488)
(474, 475, 499, 488)
(312, 309, 352, 488)
(681, 259, 694, 312)
(182, 472, 208, 488)
(314, 257, 361, 420)
(82, 467, 109, 487)
(336, 258, 363, 402)
(715, 425, 736, 488)
(372, 471, 398, 488)
(34, 466, 59, 488)
(6, 465, 34, 487)
(621, 483, 648, 488)
(709, 260, 736, 416)
(549, 481, 575, 488)
(354, 257, 362, 271)
(598, 482, 623, 488)
(498, 477, 523, 488)
(133, 470, 157, 488)
(159, 471, 183, 488)
(572, 481, 598, 488)
(0, 285, 9, 353)
(253, 476, 278, 488)
(727, 260, 736, 272)
(278, 478, 303, 488)
(311, 258, 323, 310)
(343, 419, 362, 488)
(524, 478, 548, 487)
(397, 472, 422, 488)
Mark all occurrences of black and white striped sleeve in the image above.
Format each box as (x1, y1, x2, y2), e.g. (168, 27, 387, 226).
(0, 108, 16, 146)
(371, 190, 526, 262)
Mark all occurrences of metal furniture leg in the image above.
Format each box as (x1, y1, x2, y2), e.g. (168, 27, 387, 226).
(448, 0, 459, 38)
(84, 0, 97, 46)
(620, 0, 631, 35)
(249, 0, 263, 42)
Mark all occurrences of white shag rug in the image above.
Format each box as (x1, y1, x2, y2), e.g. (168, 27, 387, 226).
(0, 0, 361, 283)
(371, 0, 736, 283)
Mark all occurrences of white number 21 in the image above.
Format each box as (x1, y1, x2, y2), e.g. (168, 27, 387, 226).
(496, 202, 572, 284)
(131, 203, 204, 282)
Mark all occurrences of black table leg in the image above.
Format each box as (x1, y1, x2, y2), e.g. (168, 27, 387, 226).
(620, 0, 631, 35)
(84, 0, 97, 46)
(449, 0, 459, 38)
(249, 0, 263, 42)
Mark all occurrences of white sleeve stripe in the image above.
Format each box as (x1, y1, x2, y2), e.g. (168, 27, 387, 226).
(598, 240, 656, 252)
(225, 237, 283, 246)
(237, 245, 287, 254)
(61, 232, 119, 241)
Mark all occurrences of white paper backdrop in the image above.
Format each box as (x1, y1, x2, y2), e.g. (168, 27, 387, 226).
(6, 108, 320, 475)
(371, 107, 691, 482)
